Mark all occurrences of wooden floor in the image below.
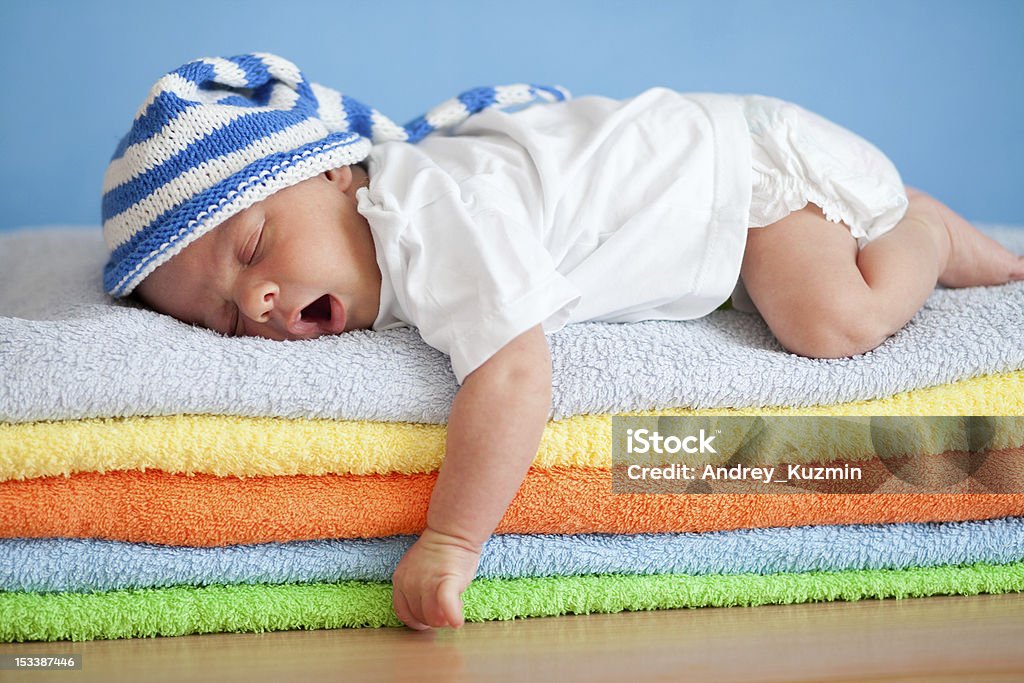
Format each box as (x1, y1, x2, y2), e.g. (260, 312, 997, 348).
(2, 593, 1023, 682)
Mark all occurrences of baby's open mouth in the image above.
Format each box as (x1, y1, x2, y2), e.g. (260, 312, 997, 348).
(300, 294, 333, 323)
(292, 293, 347, 336)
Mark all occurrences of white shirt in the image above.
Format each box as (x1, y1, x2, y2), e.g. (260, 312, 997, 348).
(357, 88, 753, 384)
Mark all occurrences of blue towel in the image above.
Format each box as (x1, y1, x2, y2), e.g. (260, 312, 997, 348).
(4, 517, 1023, 593)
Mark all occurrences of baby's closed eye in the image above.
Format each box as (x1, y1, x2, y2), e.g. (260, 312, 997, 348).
(244, 224, 265, 264)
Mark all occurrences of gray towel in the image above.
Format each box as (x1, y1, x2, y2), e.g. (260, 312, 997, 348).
(1, 226, 1022, 423)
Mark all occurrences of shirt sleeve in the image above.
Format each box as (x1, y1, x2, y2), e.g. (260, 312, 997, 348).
(396, 192, 580, 384)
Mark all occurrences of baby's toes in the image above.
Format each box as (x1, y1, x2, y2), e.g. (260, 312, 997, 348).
(940, 229, 1024, 287)
(1013, 256, 1024, 281)
(995, 252, 1024, 283)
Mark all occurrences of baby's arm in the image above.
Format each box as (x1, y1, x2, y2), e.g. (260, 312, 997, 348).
(391, 324, 552, 629)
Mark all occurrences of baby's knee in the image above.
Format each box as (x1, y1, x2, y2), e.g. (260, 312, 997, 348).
(771, 296, 890, 359)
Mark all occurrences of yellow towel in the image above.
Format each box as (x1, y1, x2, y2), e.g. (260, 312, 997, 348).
(1, 371, 1022, 481)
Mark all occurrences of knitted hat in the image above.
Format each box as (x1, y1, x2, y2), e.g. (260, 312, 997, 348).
(102, 52, 569, 297)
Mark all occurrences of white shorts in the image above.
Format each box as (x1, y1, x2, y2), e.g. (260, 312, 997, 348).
(743, 95, 909, 248)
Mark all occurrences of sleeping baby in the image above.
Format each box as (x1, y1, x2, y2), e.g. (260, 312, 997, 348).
(102, 53, 1024, 630)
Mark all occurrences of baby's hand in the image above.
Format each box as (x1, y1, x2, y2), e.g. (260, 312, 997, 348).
(392, 527, 483, 630)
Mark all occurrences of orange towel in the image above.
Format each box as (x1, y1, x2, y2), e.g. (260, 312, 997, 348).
(2, 462, 1023, 546)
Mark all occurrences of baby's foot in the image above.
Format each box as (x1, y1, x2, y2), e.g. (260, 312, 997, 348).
(915, 191, 1024, 288)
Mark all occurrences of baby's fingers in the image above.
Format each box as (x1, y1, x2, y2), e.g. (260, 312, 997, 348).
(420, 580, 452, 628)
(393, 586, 430, 631)
(438, 576, 466, 628)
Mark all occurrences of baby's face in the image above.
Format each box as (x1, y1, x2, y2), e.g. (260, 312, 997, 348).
(134, 166, 381, 340)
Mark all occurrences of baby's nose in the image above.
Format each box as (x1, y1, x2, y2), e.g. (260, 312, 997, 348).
(241, 282, 280, 324)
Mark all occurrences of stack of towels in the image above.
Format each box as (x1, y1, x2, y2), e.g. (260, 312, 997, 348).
(2, 227, 1024, 642)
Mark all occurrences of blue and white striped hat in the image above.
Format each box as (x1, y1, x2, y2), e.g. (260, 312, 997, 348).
(102, 52, 569, 297)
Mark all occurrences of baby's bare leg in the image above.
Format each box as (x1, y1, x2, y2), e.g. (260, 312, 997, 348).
(739, 194, 1022, 358)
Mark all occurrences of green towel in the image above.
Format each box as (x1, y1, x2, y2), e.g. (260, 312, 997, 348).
(3, 562, 1023, 642)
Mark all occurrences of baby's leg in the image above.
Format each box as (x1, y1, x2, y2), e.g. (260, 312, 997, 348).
(739, 193, 1024, 358)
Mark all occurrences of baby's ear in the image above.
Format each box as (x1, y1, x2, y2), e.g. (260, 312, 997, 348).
(324, 166, 354, 191)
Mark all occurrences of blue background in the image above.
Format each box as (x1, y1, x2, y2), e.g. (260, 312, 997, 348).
(1, 0, 1022, 232)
